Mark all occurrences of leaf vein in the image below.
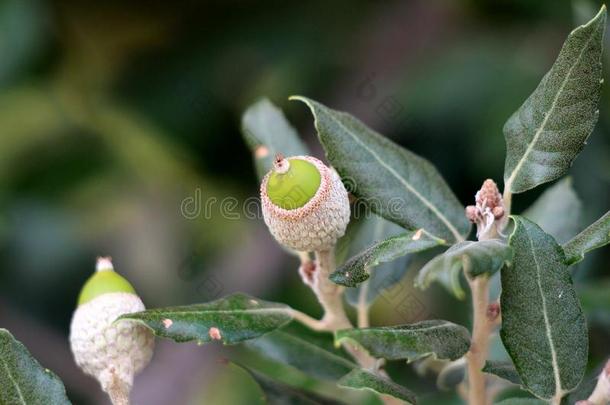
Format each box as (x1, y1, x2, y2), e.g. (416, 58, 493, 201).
(328, 114, 464, 242)
(505, 28, 596, 191)
(526, 227, 564, 399)
(0, 356, 27, 405)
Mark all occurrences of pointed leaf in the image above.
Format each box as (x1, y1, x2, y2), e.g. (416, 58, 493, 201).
(415, 240, 513, 299)
(242, 98, 309, 179)
(503, 7, 606, 193)
(562, 210, 610, 265)
(246, 329, 356, 381)
(120, 293, 293, 344)
(335, 320, 470, 363)
(237, 363, 346, 405)
(501, 216, 588, 401)
(291, 96, 470, 243)
(483, 360, 522, 385)
(338, 369, 416, 404)
(522, 177, 582, 243)
(331, 229, 444, 287)
(0, 329, 71, 405)
(339, 214, 415, 306)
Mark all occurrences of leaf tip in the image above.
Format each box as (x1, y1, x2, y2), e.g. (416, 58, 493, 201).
(288, 95, 319, 113)
(586, 4, 607, 26)
(288, 95, 307, 103)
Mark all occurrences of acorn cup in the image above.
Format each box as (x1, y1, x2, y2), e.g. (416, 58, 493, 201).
(260, 155, 350, 252)
(69, 257, 154, 405)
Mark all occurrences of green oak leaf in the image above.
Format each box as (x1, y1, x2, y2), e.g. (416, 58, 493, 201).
(562, 210, 610, 265)
(291, 96, 470, 243)
(241, 98, 309, 180)
(503, 6, 606, 193)
(501, 216, 588, 401)
(120, 293, 293, 344)
(338, 369, 417, 404)
(237, 363, 346, 405)
(337, 214, 416, 307)
(335, 320, 470, 363)
(246, 329, 356, 381)
(331, 229, 445, 287)
(483, 360, 522, 386)
(0, 329, 71, 405)
(415, 240, 513, 299)
(522, 177, 582, 243)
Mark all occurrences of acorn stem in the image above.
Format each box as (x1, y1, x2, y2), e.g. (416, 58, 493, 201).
(293, 250, 397, 404)
(312, 250, 380, 371)
(107, 373, 131, 405)
(313, 250, 351, 329)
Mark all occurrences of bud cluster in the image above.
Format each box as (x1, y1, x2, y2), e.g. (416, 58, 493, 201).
(465, 179, 505, 240)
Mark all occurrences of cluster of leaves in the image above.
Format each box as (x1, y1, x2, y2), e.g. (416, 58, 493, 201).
(1, 6, 610, 405)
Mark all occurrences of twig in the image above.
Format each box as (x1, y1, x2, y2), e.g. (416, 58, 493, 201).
(313, 250, 352, 329)
(107, 372, 130, 405)
(462, 180, 507, 404)
(357, 280, 371, 328)
(466, 275, 491, 405)
(288, 309, 328, 331)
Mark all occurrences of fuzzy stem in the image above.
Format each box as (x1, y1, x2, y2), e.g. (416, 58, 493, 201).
(310, 250, 380, 371)
(293, 250, 408, 405)
(297, 251, 311, 266)
(288, 308, 327, 331)
(313, 250, 352, 329)
(107, 374, 131, 405)
(357, 281, 371, 328)
(467, 275, 491, 405)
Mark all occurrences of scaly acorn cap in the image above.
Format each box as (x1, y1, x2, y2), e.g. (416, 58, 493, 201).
(261, 155, 350, 252)
(70, 257, 154, 403)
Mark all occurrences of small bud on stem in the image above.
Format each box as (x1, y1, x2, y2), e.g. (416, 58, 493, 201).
(486, 301, 501, 324)
(465, 179, 505, 240)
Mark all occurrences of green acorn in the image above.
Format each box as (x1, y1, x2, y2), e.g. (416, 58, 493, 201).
(261, 155, 350, 252)
(70, 257, 154, 405)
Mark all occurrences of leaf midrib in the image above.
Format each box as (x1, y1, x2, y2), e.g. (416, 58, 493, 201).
(319, 109, 464, 242)
(0, 355, 27, 405)
(505, 28, 596, 192)
(272, 331, 357, 369)
(131, 307, 291, 318)
(525, 227, 564, 400)
(351, 322, 455, 336)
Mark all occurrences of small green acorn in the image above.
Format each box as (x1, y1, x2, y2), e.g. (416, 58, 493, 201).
(70, 257, 154, 404)
(261, 155, 350, 252)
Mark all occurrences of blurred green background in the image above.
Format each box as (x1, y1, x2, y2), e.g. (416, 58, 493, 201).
(0, 0, 608, 404)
